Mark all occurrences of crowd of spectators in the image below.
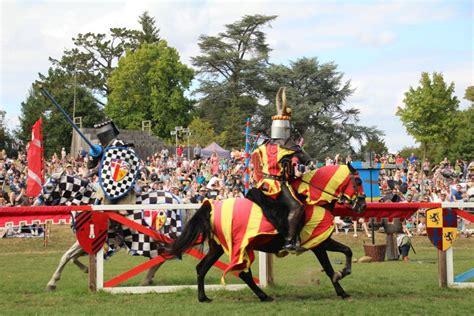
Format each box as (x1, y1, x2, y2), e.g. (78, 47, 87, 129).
(327, 152, 474, 237)
(0, 145, 250, 207)
(1, 146, 473, 238)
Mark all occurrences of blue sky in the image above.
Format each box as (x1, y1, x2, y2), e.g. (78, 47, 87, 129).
(1, 0, 472, 152)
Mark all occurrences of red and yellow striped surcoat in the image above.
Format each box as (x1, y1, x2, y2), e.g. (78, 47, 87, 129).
(208, 198, 334, 282)
(251, 143, 296, 197)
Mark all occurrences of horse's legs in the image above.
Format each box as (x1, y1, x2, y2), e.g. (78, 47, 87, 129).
(238, 268, 273, 302)
(320, 238, 353, 280)
(196, 240, 224, 302)
(72, 258, 89, 273)
(46, 241, 86, 290)
(312, 247, 350, 299)
(141, 262, 164, 286)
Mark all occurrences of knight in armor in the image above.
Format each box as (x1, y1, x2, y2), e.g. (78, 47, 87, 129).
(87, 120, 137, 205)
(250, 88, 311, 252)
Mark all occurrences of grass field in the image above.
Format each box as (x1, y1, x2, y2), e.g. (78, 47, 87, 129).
(1, 224, 473, 315)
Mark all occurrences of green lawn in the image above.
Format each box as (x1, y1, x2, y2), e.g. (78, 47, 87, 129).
(1, 225, 473, 315)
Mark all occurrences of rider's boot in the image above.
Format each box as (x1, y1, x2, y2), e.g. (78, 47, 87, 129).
(283, 205, 305, 253)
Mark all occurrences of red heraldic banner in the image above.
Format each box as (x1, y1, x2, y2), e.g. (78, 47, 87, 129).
(26, 118, 44, 197)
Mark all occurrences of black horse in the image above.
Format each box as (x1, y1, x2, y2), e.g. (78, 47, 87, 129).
(171, 164, 366, 302)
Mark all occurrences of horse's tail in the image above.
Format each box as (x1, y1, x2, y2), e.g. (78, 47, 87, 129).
(170, 201, 212, 257)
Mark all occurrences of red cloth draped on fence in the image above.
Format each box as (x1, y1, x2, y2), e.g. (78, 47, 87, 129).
(26, 118, 44, 197)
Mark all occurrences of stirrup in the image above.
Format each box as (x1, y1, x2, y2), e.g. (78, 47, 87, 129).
(283, 240, 305, 253)
(283, 240, 297, 251)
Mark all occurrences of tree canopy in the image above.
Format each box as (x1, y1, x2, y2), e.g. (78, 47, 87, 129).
(15, 13, 396, 159)
(106, 42, 194, 139)
(48, 11, 161, 105)
(258, 57, 380, 158)
(138, 11, 161, 44)
(192, 14, 276, 138)
(396, 72, 459, 160)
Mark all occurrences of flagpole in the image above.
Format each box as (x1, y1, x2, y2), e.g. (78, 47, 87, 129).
(244, 118, 251, 195)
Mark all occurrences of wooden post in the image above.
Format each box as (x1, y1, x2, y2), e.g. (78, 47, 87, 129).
(266, 253, 273, 286)
(89, 253, 97, 292)
(258, 252, 273, 287)
(438, 249, 447, 288)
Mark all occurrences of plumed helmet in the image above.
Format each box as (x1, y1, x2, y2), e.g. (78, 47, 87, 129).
(270, 87, 291, 139)
(94, 120, 120, 147)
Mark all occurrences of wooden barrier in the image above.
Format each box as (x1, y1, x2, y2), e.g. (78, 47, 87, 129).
(0, 204, 267, 294)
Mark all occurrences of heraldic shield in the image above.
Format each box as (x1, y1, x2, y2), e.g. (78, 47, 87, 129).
(75, 212, 109, 255)
(99, 146, 140, 200)
(426, 207, 458, 251)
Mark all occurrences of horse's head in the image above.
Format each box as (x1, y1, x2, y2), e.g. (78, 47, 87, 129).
(293, 163, 366, 213)
(37, 171, 97, 206)
(338, 163, 366, 213)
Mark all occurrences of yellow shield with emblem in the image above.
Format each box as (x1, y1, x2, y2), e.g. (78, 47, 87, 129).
(426, 208, 458, 251)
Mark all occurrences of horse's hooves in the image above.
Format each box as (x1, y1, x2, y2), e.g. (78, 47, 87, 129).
(84, 268, 89, 274)
(260, 296, 274, 302)
(199, 297, 213, 303)
(46, 285, 56, 291)
(340, 294, 352, 300)
(141, 281, 153, 286)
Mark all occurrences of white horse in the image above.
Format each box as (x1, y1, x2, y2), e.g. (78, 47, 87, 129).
(37, 171, 183, 290)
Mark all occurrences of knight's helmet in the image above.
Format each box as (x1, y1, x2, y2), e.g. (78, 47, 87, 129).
(270, 87, 291, 139)
(94, 120, 120, 147)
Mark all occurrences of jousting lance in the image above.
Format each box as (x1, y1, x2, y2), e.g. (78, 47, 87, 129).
(39, 86, 102, 157)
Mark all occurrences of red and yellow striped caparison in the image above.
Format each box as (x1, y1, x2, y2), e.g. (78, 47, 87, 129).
(208, 198, 334, 282)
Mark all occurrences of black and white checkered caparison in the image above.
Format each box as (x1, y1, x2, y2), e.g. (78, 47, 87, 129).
(57, 175, 97, 205)
(120, 191, 183, 258)
(42, 174, 183, 259)
(100, 146, 140, 200)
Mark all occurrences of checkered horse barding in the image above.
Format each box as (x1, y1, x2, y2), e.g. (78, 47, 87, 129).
(120, 190, 183, 258)
(39, 173, 183, 258)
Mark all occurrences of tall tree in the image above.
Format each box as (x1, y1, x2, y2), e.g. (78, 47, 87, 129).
(106, 42, 194, 139)
(49, 28, 140, 105)
(49, 12, 162, 105)
(358, 134, 389, 159)
(192, 14, 276, 134)
(17, 68, 104, 158)
(138, 11, 160, 44)
(396, 72, 459, 160)
(260, 57, 380, 159)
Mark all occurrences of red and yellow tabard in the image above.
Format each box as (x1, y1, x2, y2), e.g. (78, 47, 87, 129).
(251, 143, 296, 197)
